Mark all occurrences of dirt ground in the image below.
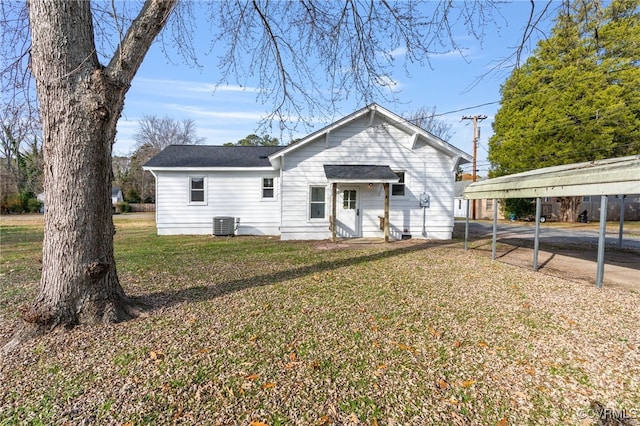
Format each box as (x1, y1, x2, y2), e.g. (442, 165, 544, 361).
(456, 222, 640, 292)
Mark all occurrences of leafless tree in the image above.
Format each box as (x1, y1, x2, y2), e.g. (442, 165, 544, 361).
(0, 99, 43, 209)
(119, 115, 204, 203)
(404, 106, 454, 141)
(0, 0, 550, 351)
(133, 115, 205, 152)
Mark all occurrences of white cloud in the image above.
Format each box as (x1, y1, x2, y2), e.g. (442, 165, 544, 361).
(131, 78, 261, 100)
(376, 75, 402, 93)
(388, 47, 407, 59)
(168, 104, 269, 121)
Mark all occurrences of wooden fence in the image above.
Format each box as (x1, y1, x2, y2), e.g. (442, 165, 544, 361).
(129, 203, 155, 212)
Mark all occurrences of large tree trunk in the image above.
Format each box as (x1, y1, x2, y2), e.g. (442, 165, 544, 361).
(559, 196, 582, 222)
(24, 1, 134, 331)
(1, 1, 177, 347)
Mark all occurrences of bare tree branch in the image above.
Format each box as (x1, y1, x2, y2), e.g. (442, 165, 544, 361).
(107, 0, 177, 85)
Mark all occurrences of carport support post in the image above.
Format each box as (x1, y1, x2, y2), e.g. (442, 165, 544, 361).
(464, 198, 470, 250)
(596, 195, 608, 288)
(491, 199, 498, 260)
(618, 195, 625, 248)
(533, 197, 542, 272)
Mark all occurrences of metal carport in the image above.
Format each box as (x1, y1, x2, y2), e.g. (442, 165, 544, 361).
(462, 155, 640, 288)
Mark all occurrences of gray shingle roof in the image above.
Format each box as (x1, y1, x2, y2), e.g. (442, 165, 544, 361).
(323, 165, 399, 181)
(143, 145, 285, 168)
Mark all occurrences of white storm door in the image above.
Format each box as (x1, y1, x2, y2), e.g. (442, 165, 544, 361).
(338, 187, 361, 237)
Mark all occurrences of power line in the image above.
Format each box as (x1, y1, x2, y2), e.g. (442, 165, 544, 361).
(432, 102, 499, 117)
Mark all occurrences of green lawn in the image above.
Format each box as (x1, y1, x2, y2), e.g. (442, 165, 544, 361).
(1, 214, 638, 425)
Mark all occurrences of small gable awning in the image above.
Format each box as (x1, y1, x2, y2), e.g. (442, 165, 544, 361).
(323, 165, 399, 183)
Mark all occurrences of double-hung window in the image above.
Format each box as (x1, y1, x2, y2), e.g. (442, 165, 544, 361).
(309, 186, 326, 219)
(189, 176, 206, 204)
(262, 178, 274, 199)
(391, 171, 405, 196)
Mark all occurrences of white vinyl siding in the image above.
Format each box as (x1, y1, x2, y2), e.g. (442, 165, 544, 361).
(155, 171, 280, 235)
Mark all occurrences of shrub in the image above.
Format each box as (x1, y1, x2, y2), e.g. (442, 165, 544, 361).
(26, 198, 42, 213)
(1, 194, 23, 213)
(504, 198, 535, 218)
(126, 189, 141, 203)
(115, 202, 131, 213)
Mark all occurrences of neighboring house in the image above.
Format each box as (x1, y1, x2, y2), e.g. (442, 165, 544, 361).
(112, 187, 124, 204)
(144, 104, 472, 240)
(454, 180, 505, 220)
(454, 180, 471, 218)
(540, 195, 640, 221)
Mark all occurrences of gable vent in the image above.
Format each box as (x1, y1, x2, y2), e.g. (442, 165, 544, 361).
(213, 216, 235, 236)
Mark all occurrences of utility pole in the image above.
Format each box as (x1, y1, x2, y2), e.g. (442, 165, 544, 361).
(462, 114, 487, 220)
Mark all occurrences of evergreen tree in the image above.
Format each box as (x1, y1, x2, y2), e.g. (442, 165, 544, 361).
(488, 0, 640, 220)
(224, 134, 280, 146)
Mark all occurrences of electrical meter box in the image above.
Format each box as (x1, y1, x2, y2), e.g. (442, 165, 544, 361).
(419, 193, 430, 207)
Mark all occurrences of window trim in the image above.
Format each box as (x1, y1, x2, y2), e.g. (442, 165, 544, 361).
(342, 189, 357, 210)
(261, 177, 275, 200)
(188, 175, 207, 205)
(309, 186, 326, 220)
(391, 171, 406, 197)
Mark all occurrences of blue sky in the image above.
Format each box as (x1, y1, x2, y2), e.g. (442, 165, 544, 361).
(114, 2, 558, 177)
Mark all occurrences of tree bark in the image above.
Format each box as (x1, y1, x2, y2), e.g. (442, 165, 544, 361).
(24, 0, 130, 329)
(13, 0, 176, 338)
(559, 196, 581, 222)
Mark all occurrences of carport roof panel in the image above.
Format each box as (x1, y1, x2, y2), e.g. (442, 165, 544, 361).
(464, 155, 640, 199)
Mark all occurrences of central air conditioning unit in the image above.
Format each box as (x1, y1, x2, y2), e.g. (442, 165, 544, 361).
(213, 216, 235, 236)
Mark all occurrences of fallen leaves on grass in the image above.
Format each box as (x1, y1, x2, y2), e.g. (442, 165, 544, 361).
(2, 234, 639, 425)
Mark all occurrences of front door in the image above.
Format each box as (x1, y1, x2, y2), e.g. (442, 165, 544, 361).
(338, 187, 361, 238)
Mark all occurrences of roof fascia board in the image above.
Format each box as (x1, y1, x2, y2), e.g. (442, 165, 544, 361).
(464, 181, 640, 199)
(327, 178, 399, 184)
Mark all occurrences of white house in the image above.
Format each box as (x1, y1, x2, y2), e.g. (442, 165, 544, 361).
(112, 187, 124, 204)
(144, 104, 471, 240)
